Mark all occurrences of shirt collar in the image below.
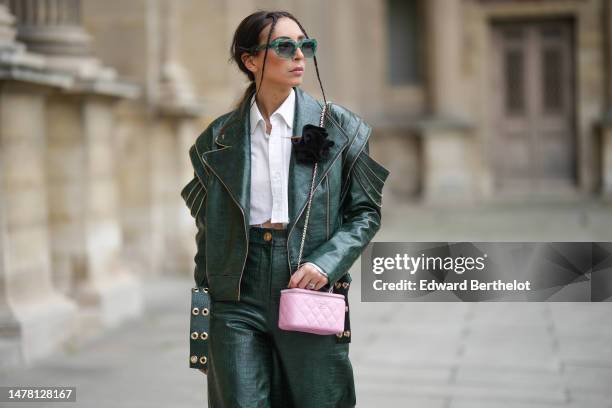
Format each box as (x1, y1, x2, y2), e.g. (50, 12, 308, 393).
(249, 88, 295, 135)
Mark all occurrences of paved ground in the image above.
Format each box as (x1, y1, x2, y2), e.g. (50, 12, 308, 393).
(3, 200, 612, 408)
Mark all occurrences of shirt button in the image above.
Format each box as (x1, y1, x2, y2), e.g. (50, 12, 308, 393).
(263, 232, 272, 242)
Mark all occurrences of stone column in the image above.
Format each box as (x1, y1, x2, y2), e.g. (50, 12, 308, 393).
(8, 0, 90, 55)
(0, 81, 79, 364)
(0, 6, 21, 365)
(6, 0, 142, 343)
(0, 2, 78, 367)
(427, 0, 464, 119)
(0, 179, 21, 370)
(0, 3, 18, 364)
(601, 0, 612, 198)
(8, 0, 115, 80)
(45, 94, 143, 340)
(158, 0, 198, 111)
(417, 0, 477, 203)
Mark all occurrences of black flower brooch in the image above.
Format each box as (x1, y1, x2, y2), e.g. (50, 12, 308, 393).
(292, 124, 335, 165)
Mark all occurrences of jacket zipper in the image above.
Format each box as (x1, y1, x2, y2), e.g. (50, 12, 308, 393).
(326, 176, 330, 240)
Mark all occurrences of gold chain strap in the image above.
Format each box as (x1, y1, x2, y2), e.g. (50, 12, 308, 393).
(294, 102, 333, 293)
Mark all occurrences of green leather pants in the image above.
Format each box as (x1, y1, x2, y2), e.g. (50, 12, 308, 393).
(207, 226, 356, 408)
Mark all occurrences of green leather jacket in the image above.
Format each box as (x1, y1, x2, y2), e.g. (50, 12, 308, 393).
(181, 86, 390, 304)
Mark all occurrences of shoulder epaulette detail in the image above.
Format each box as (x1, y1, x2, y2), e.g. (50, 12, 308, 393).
(352, 151, 390, 208)
(180, 174, 208, 220)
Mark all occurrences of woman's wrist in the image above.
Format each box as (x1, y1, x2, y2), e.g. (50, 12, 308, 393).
(302, 262, 328, 278)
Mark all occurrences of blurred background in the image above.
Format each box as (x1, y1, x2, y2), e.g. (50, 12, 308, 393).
(1, 0, 611, 407)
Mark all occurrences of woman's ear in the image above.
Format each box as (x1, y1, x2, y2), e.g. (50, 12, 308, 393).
(241, 52, 258, 74)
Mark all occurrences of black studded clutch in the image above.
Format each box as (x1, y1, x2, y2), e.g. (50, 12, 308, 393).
(189, 286, 210, 371)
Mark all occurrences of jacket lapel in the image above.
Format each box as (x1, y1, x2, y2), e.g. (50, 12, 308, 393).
(199, 86, 349, 232)
(201, 105, 251, 225)
(288, 87, 348, 232)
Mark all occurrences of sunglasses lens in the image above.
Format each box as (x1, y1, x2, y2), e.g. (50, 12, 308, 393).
(277, 41, 297, 58)
(301, 40, 316, 57)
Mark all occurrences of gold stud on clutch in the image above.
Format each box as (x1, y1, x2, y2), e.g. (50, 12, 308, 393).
(200, 332, 208, 340)
(191, 331, 199, 340)
(190, 355, 198, 364)
(343, 330, 351, 337)
(199, 356, 207, 364)
(203, 287, 209, 293)
(192, 307, 199, 315)
(201, 307, 209, 316)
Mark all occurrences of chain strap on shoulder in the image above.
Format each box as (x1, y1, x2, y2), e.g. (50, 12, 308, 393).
(294, 101, 333, 293)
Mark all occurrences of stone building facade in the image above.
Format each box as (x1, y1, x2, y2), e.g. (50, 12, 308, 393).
(1, 0, 611, 368)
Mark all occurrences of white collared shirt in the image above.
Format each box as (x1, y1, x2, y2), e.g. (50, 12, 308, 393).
(248, 88, 328, 280)
(248, 88, 294, 227)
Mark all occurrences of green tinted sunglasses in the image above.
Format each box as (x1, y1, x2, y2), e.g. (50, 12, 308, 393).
(251, 37, 317, 59)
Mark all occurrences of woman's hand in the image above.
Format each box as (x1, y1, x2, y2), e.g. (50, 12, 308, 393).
(288, 263, 329, 290)
(199, 368, 208, 375)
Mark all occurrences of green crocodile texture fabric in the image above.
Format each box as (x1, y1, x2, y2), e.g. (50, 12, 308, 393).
(206, 226, 356, 408)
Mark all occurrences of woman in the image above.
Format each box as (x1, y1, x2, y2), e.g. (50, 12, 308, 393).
(182, 10, 390, 408)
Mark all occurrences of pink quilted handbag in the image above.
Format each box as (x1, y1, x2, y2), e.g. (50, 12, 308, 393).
(279, 288, 345, 334)
(278, 102, 346, 335)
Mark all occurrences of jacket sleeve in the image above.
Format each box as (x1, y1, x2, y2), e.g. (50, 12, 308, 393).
(300, 137, 390, 289)
(180, 172, 209, 288)
(181, 114, 229, 292)
(183, 169, 212, 372)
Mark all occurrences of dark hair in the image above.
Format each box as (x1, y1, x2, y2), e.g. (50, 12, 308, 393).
(220, 10, 327, 134)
